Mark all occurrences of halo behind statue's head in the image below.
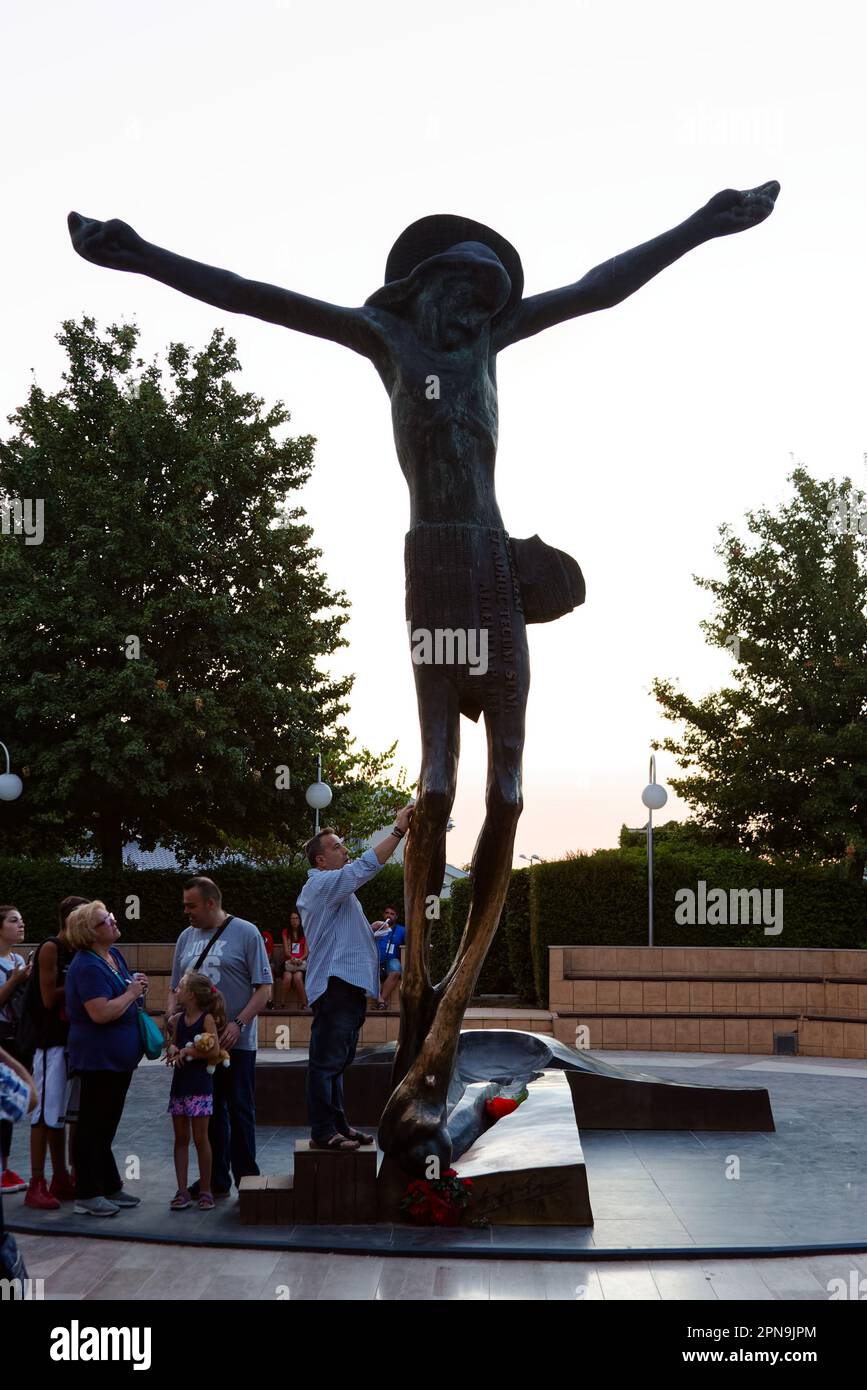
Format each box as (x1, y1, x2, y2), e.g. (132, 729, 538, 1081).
(366, 214, 524, 324)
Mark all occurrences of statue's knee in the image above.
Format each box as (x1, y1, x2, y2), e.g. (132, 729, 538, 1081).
(487, 779, 523, 822)
(415, 787, 451, 826)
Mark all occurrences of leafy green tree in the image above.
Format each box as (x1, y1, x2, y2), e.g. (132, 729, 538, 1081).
(0, 317, 405, 868)
(617, 820, 738, 850)
(652, 467, 867, 881)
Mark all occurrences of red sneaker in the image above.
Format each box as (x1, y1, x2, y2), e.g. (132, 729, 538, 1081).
(24, 1177, 61, 1210)
(1, 1168, 27, 1194)
(48, 1171, 76, 1202)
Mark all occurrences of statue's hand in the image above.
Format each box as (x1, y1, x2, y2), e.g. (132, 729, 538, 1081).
(697, 181, 780, 238)
(68, 211, 147, 271)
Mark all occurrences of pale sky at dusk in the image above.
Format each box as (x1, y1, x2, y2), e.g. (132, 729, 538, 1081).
(2, 0, 865, 866)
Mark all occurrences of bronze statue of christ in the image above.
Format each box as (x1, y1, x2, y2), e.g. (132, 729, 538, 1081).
(69, 181, 779, 1174)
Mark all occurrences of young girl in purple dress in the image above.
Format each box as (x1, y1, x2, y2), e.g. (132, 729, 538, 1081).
(166, 972, 226, 1211)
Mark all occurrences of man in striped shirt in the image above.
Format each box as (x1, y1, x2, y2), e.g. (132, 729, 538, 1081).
(298, 806, 414, 1150)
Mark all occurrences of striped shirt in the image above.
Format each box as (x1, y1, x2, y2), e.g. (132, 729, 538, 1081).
(297, 848, 383, 1005)
(0, 1061, 30, 1124)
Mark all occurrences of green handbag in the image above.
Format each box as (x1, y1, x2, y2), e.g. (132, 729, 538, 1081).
(137, 1005, 165, 1061)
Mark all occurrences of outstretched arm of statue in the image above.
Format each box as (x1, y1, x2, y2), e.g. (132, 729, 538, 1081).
(67, 212, 382, 358)
(495, 181, 780, 350)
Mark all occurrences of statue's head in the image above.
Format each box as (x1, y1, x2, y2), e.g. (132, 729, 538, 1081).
(366, 215, 523, 343)
(425, 241, 512, 316)
(369, 242, 509, 337)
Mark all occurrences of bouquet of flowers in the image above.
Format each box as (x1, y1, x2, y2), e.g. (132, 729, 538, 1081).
(400, 1169, 474, 1226)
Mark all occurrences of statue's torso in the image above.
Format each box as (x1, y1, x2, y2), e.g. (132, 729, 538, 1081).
(369, 315, 504, 529)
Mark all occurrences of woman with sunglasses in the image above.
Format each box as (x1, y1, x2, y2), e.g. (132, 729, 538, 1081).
(64, 902, 149, 1216)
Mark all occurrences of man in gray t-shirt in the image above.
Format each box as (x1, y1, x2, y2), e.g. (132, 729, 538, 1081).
(169, 877, 272, 1196)
(171, 917, 271, 1052)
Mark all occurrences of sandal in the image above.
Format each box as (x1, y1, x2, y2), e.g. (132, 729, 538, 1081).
(170, 1189, 192, 1210)
(341, 1129, 375, 1146)
(197, 1192, 215, 1210)
(309, 1133, 360, 1151)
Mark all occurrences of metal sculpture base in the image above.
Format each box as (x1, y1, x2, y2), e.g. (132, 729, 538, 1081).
(255, 1030, 775, 1132)
(248, 1031, 775, 1226)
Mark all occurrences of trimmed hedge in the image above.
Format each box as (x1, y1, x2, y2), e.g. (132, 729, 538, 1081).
(0, 856, 405, 943)
(436, 872, 516, 995)
(529, 846, 867, 1006)
(504, 867, 534, 1001)
(0, 852, 461, 985)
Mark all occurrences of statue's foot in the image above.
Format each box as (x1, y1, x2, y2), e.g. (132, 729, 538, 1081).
(378, 1081, 452, 1179)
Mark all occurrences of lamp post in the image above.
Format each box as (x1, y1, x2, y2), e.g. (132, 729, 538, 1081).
(520, 853, 542, 865)
(0, 742, 23, 802)
(304, 752, 332, 833)
(641, 754, 668, 946)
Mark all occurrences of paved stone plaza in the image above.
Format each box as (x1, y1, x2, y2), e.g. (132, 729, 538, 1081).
(14, 1232, 867, 1301)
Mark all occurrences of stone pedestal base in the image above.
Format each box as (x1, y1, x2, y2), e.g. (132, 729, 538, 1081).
(378, 1071, 593, 1226)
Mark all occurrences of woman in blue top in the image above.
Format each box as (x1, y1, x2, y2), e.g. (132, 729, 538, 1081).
(64, 902, 149, 1217)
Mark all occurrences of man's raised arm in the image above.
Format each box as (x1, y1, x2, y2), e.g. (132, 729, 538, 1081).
(494, 181, 780, 351)
(67, 212, 381, 359)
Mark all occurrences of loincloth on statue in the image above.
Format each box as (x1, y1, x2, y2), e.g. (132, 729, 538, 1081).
(403, 523, 535, 723)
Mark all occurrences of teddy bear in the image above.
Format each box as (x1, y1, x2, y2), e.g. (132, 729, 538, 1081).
(191, 1031, 231, 1074)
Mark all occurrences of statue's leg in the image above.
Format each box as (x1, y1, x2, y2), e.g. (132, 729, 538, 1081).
(390, 665, 460, 1091)
(378, 692, 527, 1175)
(439, 697, 525, 991)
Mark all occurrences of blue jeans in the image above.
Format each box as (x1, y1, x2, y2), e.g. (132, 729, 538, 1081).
(210, 1047, 259, 1190)
(307, 976, 368, 1142)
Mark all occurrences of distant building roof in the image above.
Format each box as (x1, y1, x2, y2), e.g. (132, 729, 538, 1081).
(65, 834, 470, 896)
(63, 841, 261, 872)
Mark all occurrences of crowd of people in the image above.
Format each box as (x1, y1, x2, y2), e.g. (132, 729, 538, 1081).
(0, 878, 274, 1229)
(1, 818, 413, 1276)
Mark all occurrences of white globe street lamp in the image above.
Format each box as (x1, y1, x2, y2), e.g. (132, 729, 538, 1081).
(0, 742, 23, 802)
(641, 754, 668, 946)
(305, 753, 332, 833)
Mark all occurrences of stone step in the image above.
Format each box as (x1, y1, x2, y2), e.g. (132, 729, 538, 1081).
(238, 1174, 294, 1225)
(292, 1140, 377, 1224)
(551, 978, 867, 1016)
(224, 1010, 554, 1049)
(550, 1012, 867, 1058)
(552, 946, 867, 981)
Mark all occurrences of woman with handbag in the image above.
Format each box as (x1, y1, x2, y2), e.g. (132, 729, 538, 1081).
(64, 901, 150, 1217)
(0, 906, 31, 1193)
